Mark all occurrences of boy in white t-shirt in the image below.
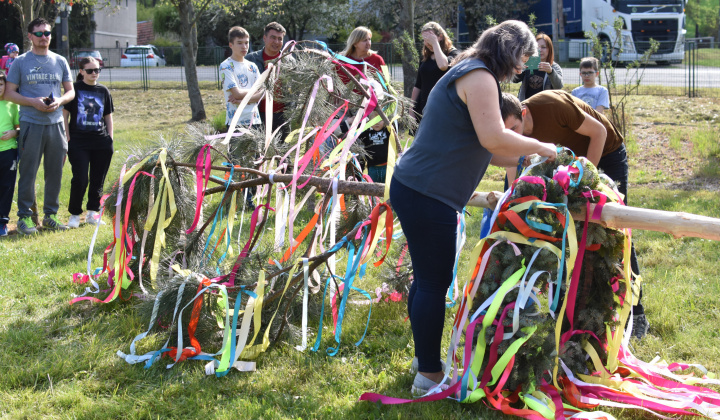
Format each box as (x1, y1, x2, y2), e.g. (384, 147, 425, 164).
(571, 57, 610, 114)
(219, 26, 264, 130)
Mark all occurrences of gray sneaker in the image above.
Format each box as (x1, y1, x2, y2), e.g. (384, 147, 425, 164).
(17, 216, 38, 235)
(632, 314, 649, 339)
(43, 214, 69, 231)
(411, 373, 449, 398)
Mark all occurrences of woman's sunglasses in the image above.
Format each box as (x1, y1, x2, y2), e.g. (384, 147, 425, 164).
(83, 68, 102, 74)
(32, 31, 52, 38)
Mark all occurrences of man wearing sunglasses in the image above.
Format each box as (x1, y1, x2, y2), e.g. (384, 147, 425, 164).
(5, 17, 75, 234)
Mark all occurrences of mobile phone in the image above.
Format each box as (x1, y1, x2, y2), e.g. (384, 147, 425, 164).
(43, 92, 55, 106)
(525, 55, 541, 72)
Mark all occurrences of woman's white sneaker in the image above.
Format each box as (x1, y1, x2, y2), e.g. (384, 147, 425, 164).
(86, 211, 106, 225)
(68, 215, 81, 228)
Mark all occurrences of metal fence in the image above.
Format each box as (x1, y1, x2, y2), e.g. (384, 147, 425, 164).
(61, 41, 719, 97)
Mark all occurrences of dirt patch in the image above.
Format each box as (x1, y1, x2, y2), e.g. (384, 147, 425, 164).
(629, 122, 720, 191)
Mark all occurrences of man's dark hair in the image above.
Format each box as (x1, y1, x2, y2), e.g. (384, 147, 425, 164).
(228, 26, 249, 44)
(28, 17, 52, 33)
(500, 92, 523, 122)
(264, 22, 286, 36)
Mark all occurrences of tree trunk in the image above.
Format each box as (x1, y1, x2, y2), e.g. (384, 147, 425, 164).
(17, 0, 33, 52)
(177, 0, 206, 121)
(398, 0, 416, 98)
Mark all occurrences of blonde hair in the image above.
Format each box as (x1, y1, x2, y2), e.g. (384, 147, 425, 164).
(341, 26, 375, 58)
(420, 22, 454, 62)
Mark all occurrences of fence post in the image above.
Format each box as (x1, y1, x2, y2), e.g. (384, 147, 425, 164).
(685, 41, 696, 98)
(142, 51, 148, 91)
(215, 46, 222, 90)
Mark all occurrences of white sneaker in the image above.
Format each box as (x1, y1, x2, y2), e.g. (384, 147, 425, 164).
(86, 211, 106, 226)
(68, 214, 81, 228)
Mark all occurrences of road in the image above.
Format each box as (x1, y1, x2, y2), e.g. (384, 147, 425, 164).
(97, 64, 719, 90)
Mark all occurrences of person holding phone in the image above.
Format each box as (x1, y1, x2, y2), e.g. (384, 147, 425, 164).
(4, 17, 75, 234)
(513, 32, 563, 101)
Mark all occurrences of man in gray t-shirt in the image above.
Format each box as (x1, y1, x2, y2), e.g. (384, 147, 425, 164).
(5, 17, 75, 234)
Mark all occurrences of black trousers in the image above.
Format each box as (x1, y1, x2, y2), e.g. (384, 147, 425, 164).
(67, 146, 113, 215)
(259, 111, 289, 140)
(598, 144, 644, 313)
(0, 148, 18, 224)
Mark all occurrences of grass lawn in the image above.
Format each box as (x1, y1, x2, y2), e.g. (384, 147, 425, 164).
(0, 90, 719, 419)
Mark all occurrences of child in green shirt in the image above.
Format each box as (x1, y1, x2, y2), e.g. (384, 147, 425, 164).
(0, 70, 21, 236)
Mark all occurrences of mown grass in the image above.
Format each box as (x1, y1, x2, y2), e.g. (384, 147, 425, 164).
(687, 47, 720, 68)
(0, 91, 719, 419)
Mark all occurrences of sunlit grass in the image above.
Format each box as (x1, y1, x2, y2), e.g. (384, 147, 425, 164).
(0, 91, 718, 419)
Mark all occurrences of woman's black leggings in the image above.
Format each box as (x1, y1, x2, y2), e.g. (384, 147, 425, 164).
(390, 179, 457, 373)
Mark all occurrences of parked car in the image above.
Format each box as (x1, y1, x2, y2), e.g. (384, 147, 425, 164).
(70, 50, 104, 68)
(120, 45, 166, 67)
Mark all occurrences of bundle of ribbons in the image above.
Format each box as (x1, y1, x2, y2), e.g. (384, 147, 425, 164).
(360, 151, 720, 419)
(69, 41, 417, 376)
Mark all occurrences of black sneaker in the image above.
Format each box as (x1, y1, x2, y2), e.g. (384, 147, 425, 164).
(42, 214, 69, 231)
(17, 217, 38, 235)
(0, 224, 7, 237)
(632, 314, 649, 339)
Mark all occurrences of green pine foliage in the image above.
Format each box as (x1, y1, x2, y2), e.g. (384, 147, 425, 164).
(469, 153, 631, 394)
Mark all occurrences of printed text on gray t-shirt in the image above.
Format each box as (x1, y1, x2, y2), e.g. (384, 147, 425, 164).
(7, 51, 72, 125)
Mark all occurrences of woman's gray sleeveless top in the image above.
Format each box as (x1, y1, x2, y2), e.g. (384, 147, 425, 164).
(392, 58, 502, 212)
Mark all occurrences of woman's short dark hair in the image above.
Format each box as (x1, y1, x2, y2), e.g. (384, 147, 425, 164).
(453, 20, 537, 82)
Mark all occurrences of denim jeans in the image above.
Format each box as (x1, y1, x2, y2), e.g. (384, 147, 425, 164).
(390, 178, 457, 373)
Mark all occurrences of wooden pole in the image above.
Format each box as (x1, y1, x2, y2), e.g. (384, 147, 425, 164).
(201, 173, 720, 241)
(467, 191, 720, 242)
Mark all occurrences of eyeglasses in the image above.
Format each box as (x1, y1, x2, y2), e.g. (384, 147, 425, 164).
(580, 71, 596, 76)
(83, 68, 101, 74)
(32, 31, 52, 38)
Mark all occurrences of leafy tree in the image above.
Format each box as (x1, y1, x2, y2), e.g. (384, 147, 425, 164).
(686, 0, 718, 38)
(69, 3, 97, 48)
(0, 2, 24, 49)
(586, 18, 659, 136)
(459, 0, 535, 41)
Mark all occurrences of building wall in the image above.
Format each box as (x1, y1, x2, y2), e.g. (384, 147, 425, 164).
(93, 0, 137, 59)
(137, 20, 154, 45)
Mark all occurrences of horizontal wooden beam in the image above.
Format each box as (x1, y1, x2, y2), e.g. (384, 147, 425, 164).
(204, 174, 720, 241)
